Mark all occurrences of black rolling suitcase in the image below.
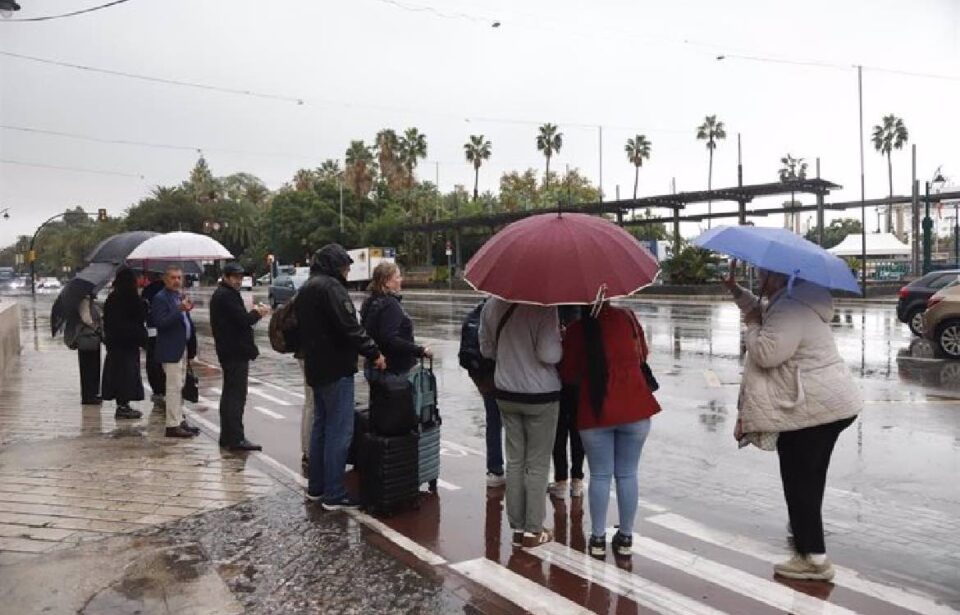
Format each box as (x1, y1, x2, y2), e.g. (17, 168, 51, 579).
(409, 359, 441, 492)
(358, 431, 420, 515)
(347, 407, 370, 467)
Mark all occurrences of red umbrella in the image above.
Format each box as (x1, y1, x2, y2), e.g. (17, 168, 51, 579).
(464, 212, 660, 305)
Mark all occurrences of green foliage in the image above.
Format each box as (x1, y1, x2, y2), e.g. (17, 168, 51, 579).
(662, 247, 718, 285)
(805, 218, 863, 249)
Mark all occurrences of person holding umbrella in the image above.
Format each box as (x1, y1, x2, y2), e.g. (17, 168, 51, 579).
(151, 265, 199, 438)
(101, 267, 147, 419)
(695, 226, 863, 582)
(210, 263, 270, 451)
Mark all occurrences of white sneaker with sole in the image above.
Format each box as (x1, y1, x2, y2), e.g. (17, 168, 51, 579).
(486, 472, 506, 487)
(774, 554, 835, 581)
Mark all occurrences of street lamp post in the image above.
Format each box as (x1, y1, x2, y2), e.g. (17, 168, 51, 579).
(922, 170, 947, 274)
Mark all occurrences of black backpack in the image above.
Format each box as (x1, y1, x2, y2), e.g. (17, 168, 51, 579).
(458, 300, 491, 374)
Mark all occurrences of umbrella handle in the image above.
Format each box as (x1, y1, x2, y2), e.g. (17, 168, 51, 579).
(590, 284, 607, 318)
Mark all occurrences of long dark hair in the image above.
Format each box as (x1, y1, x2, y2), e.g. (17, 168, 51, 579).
(111, 267, 138, 298)
(583, 307, 609, 419)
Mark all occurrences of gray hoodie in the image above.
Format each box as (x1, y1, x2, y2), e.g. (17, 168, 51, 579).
(478, 297, 563, 403)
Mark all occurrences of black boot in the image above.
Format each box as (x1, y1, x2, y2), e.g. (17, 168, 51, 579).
(115, 405, 143, 420)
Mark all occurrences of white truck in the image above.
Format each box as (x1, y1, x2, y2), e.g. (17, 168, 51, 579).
(347, 247, 396, 287)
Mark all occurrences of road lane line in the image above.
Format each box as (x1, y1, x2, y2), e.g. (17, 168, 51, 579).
(450, 557, 593, 615)
(647, 512, 957, 615)
(435, 479, 461, 491)
(248, 388, 291, 405)
(532, 542, 727, 615)
(254, 406, 285, 420)
(440, 439, 484, 457)
(623, 531, 856, 615)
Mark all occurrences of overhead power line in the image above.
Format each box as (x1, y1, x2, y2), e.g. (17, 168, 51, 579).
(1, 0, 135, 22)
(0, 159, 144, 179)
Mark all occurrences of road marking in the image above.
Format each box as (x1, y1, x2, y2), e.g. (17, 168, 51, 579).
(254, 406, 285, 420)
(440, 439, 484, 457)
(647, 512, 957, 615)
(450, 557, 593, 615)
(532, 542, 727, 615)
(436, 479, 461, 491)
(703, 369, 722, 388)
(248, 388, 291, 405)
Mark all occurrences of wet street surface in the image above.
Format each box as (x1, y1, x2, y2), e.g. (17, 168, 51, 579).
(4, 289, 960, 614)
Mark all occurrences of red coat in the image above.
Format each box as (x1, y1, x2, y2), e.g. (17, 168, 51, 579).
(559, 306, 661, 430)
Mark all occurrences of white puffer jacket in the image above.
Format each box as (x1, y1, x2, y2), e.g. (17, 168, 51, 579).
(736, 280, 861, 433)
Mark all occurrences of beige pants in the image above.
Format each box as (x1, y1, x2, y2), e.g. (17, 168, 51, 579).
(163, 359, 186, 428)
(299, 359, 314, 456)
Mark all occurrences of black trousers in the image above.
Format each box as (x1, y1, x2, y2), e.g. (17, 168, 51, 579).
(78, 347, 101, 403)
(777, 416, 857, 555)
(219, 360, 250, 447)
(553, 385, 585, 481)
(145, 338, 166, 397)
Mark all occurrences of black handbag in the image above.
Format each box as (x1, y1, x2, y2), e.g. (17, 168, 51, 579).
(182, 363, 199, 403)
(628, 312, 660, 392)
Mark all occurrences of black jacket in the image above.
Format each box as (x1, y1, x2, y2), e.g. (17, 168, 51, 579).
(210, 282, 262, 364)
(103, 290, 147, 352)
(296, 248, 379, 387)
(361, 293, 424, 374)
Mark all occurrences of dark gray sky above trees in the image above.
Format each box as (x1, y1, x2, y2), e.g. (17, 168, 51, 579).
(1, 0, 958, 245)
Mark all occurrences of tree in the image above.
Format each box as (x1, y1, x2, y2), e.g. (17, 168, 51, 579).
(375, 129, 404, 191)
(219, 173, 269, 205)
(125, 187, 204, 233)
(871, 114, 909, 235)
(696, 115, 726, 228)
(499, 169, 540, 212)
(804, 218, 863, 250)
(186, 155, 218, 202)
(316, 159, 342, 183)
(779, 153, 808, 233)
(625, 134, 652, 200)
(344, 140, 376, 200)
(464, 135, 492, 201)
(398, 128, 428, 188)
(536, 123, 563, 184)
(292, 169, 316, 192)
(662, 246, 718, 285)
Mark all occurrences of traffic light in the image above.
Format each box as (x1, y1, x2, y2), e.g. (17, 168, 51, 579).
(97, 208, 107, 222)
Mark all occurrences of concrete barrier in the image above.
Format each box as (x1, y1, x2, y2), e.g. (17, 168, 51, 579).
(0, 301, 21, 380)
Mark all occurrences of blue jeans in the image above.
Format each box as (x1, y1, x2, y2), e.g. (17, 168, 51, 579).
(308, 377, 355, 502)
(483, 393, 504, 475)
(579, 419, 652, 538)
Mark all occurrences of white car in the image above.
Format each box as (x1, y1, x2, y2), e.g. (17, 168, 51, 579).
(240, 276, 254, 290)
(38, 277, 62, 290)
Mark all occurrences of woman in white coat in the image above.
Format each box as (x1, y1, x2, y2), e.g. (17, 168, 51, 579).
(724, 260, 861, 582)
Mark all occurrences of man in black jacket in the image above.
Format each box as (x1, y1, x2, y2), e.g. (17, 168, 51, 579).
(296, 244, 385, 510)
(210, 263, 270, 451)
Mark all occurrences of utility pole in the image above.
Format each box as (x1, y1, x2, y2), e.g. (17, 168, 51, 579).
(858, 65, 868, 297)
(598, 125, 604, 202)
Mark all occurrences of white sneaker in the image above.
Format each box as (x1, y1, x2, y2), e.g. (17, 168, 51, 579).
(486, 472, 506, 487)
(570, 479, 585, 498)
(548, 481, 569, 500)
(774, 554, 835, 581)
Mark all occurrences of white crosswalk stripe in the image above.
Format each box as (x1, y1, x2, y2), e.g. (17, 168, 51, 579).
(647, 512, 957, 615)
(450, 557, 594, 615)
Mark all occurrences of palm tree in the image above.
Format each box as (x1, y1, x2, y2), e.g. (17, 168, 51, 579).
(292, 169, 315, 192)
(316, 159, 342, 183)
(779, 154, 808, 234)
(464, 135, 492, 201)
(871, 114, 909, 235)
(398, 128, 428, 188)
(625, 134, 652, 200)
(696, 115, 726, 228)
(536, 123, 563, 184)
(375, 129, 403, 190)
(344, 140, 376, 198)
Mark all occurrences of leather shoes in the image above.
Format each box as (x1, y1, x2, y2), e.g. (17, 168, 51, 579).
(179, 421, 201, 435)
(227, 439, 262, 452)
(165, 426, 197, 438)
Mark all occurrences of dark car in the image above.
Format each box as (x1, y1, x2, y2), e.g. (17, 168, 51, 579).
(897, 269, 960, 336)
(267, 271, 309, 308)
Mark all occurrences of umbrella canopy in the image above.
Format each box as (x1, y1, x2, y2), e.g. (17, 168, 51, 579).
(125, 232, 233, 261)
(127, 259, 203, 275)
(74, 262, 116, 294)
(693, 225, 860, 294)
(464, 212, 660, 305)
(51, 277, 95, 337)
(86, 231, 159, 265)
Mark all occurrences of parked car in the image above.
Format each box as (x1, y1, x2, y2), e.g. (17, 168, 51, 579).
(897, 270, 960, 336)
(922, 284, 960, 358)
(255, 273, 271, 286)
(267, 270, 309, 307)
(240, 275, 254, 290)
(38, 277, 62, 290)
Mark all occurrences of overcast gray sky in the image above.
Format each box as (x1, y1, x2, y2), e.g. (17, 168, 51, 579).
(1, 0, 958, 247)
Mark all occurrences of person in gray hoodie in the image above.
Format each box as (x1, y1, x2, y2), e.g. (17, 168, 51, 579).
(479, 297, 563, 548)
(724, 260, 861, 582)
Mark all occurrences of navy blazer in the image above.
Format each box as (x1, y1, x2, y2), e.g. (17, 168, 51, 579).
(151, 288, 196, 364)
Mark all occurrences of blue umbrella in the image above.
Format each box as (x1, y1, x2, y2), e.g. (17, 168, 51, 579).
(693, 225, 861, 294)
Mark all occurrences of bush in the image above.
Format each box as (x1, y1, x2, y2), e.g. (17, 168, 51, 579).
(662, 247, 719, 285)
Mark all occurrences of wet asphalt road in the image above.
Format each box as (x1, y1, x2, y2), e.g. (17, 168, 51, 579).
(8, 289, 960, 612)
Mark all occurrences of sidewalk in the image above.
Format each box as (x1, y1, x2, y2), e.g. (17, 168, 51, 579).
(0, 327, 467, 614)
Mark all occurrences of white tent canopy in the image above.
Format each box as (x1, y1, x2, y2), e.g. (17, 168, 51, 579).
(828, 233, 911, 257)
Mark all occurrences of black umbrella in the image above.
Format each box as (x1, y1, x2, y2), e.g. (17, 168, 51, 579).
(86, 231, 159, 265)
(51, 277, 95, 337)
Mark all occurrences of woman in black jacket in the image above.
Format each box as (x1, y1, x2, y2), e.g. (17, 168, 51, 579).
(101, 268, 148, 419)
(360, 262, 432, 375)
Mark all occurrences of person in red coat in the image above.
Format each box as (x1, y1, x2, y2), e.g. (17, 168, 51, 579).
(559, 303, 660, 559)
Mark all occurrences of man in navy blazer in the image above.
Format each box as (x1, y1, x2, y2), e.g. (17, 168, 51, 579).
(151, 265, 199, 438)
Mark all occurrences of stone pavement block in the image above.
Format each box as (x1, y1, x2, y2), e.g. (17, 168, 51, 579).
(0, 536, 59, 553)
(0, 523, 81, 541)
